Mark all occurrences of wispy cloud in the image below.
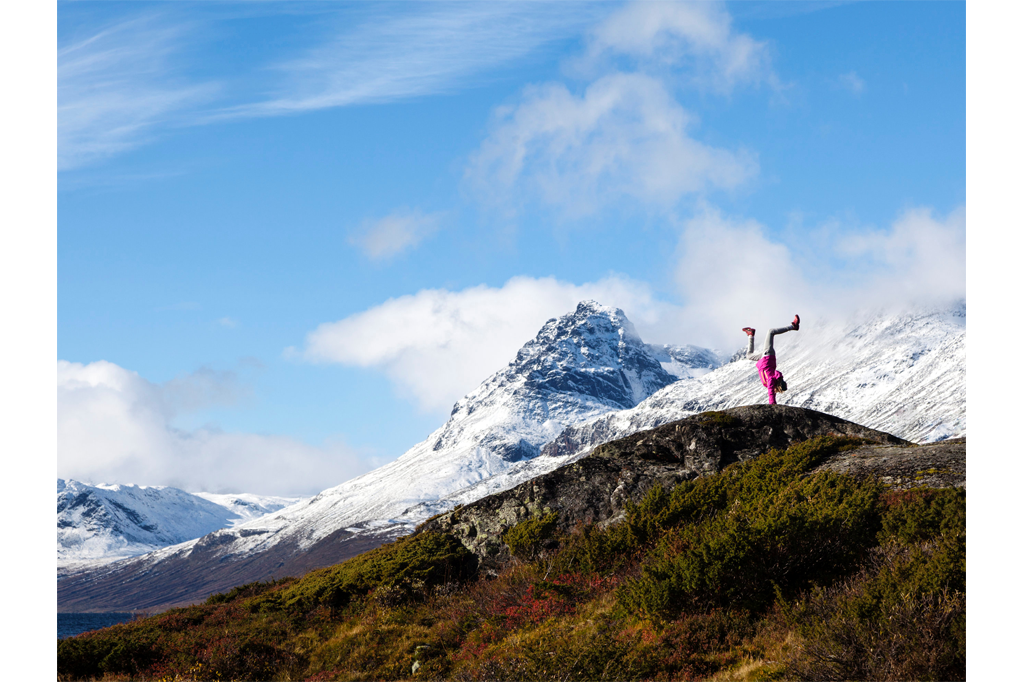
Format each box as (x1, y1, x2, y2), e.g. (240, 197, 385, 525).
(835, 206, 965, 305)
(213, 3, 602, 119)
(576, 0, 778, 93)
(58, 15, 218, 170)
(672, 206, 814, 350)
(59, 4, 601, 168)
(466, 72, 758, 218)
(465, 1, 774, 219)
(295, 198, 964, 414)
(669, 204, 966, 350)
(350, 209, 444, 261)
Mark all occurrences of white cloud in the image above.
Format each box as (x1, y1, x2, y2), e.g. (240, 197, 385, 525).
(300, 203, 964, 415)
(300, 275, 682, 413)
(669, 204, 966, 351)
(465, 1, 775, 218)
(217, 317, 238, 328)
(57, 360, 371, 496)
(218, 3, 602, 118)
(58, 16, 217, 170)
(839, 70, 865, 95)
(350, 209, 443, 260)
(466, 72, 757, 217)
(671, 206, 814, 351)
(60, 5, 601, 167)
(580, 0, 776, 93)
(836, 206, 966, 306)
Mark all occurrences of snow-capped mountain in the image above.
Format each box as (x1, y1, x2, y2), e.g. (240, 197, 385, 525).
(182, 301, 704, 545)
(57, 478, 302, 569)
(59, 301, 719, 610)
(59, 300, 965, 613)
(645, 343, 723, 381)
(541, 302, 966, 464)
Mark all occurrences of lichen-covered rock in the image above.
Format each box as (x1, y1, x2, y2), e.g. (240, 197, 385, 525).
(810, 436, 965, 490)
(418, 405, 912, 571)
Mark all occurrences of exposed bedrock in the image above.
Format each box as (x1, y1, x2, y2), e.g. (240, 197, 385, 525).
(419, 404, 963, 572)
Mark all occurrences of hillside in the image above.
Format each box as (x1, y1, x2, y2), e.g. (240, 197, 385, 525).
(58, 406, 966, 682)
(59, 302, 716, 612)
(543, 302, 966, 464)
(58, 301, 965, 613)
(418, 405, 958, 571)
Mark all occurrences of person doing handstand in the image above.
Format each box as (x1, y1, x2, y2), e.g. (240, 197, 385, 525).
(742, 315, 800, 405)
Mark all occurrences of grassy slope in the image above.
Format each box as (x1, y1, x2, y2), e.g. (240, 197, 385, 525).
(57, 435, 965, 682)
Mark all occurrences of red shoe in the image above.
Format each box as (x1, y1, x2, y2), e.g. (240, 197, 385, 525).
(792, 314, 800, 330)
(742, 327, 755, 336)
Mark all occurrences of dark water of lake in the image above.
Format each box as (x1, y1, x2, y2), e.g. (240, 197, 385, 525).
(58, 612, 136, 640)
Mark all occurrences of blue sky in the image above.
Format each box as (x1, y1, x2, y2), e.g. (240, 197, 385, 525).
(55, 1, 966, 496)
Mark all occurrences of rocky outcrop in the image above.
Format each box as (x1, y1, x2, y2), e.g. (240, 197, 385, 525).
(419, 405, 963, 572)
(538, 303, 966, 462)
(809, 436, 965, 489)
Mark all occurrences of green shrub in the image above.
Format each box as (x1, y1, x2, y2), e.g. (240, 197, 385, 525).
(56, 434, 964, 682)
(546, 521, 630, 576)
(784, 540, 966, 681)
(57, 625, 161, 680)
(503, 512, 558, 560)
(272, 531, 477, 612)
(205, 576, 295, 605)
(781, 485, 967, 681)
(616, 436, 883, 618)
(879, 487, 966, 545)
(554, 436, 875, 590)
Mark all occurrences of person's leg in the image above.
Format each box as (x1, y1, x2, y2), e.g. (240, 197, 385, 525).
(764, 325, 794, 355)
(743, 328, 760, 361)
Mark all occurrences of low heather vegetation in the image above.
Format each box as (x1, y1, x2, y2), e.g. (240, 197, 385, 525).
(58, 436, 965, 681)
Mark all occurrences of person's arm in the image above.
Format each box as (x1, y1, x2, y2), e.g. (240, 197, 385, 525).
(767, 384, 776, 404)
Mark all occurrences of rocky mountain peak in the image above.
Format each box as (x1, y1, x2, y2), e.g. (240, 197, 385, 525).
(501, 300, 673, 411)
(58, 303, 963, 613)
(438, 301, 681, 464)
(517, 301, 638, 361)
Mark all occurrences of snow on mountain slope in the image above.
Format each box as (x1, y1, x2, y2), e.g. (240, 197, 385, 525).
(645, 343, 723, 380)
(64, 302, 711, 572)
(59, 301, 966, 612)
(212, 302, 700, 545)
(191, 492, 304, 524)
(57, 479, 301, 569)
(540, 302, 966, 464)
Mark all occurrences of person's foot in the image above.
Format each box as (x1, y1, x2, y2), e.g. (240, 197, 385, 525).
(742, 327, 755, 336)
(792, 314, 800, 330)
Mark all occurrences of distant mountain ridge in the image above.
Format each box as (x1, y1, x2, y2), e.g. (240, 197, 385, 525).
(541, 302, 966, 464)
(60, 301, 717, 611)
(58, 300, 966, 613)
(57, 479, 302, 570)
